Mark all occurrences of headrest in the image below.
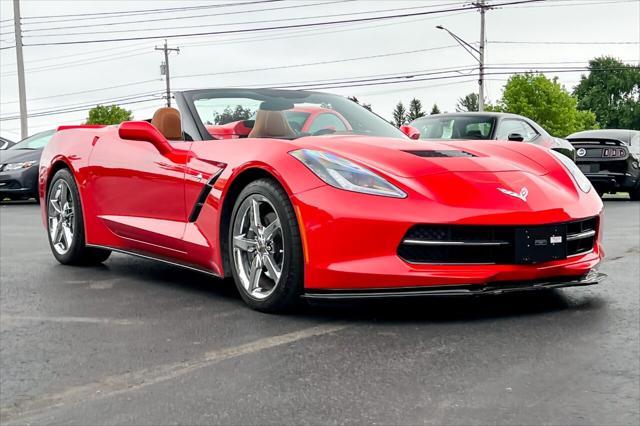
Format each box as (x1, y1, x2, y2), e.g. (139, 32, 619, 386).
(248, 110, 296, 139)
(151, 107, 182, 140)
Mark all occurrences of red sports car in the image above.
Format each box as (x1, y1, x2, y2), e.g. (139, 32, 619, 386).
(205, 105, 351, 139)
(39, 89, 605, 312)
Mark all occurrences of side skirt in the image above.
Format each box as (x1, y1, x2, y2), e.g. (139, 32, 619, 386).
(86, 244, 222, 278)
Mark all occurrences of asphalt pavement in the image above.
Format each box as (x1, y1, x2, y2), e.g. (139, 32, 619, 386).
(1, 198, 638, 425)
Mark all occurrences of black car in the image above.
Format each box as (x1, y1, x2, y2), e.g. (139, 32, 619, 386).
(0, 136, 15, 150)
(567, 129, 640, 200)
(0, 130, 55, 201)
(408, 112, 576, 161)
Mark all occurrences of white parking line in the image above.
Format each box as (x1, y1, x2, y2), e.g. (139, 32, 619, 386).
(0, 315, 144, 326)
(0, 322, 348, 424)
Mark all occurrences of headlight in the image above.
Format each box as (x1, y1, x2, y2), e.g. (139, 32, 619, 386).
(2, 160, 37, 171)
(290, 149, 406, 198)
(550, 150, 591, 193)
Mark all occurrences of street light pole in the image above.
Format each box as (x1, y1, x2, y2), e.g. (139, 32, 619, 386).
(13, 0, 28, 138)
(436, 0, 490, 112)
(478, 0, 486, 112)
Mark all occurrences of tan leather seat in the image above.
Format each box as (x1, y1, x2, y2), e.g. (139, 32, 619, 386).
(151, 107, 182, 140)
(248, 110, 296, 139)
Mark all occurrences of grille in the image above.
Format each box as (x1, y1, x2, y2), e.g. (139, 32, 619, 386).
(398, 217, 597, 264)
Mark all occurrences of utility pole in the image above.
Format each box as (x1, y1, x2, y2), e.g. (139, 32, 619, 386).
(478, 0, 486, 112)
(155, 40, 180, 107)
(13, 0, 28, 138)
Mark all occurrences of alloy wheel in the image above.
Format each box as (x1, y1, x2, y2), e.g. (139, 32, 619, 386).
(48, 180, 75, 255)
(232, 194, 284, 300)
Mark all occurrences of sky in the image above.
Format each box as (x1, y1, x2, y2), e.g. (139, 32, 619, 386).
(0, 0, 639, 139)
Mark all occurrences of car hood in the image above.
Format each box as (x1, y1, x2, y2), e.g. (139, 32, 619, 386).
(295, 135, 549, 178)
(0, 149, 42, 164)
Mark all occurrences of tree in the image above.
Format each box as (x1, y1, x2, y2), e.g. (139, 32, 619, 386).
(456, 93, 479, 112)
(348, 96, 372, 111)
(430, 104, 441, 115)
(86, 104, 132, 125)
(392, 101, 407, 127)
(573, 56, 640, 130)
(492, 73, 597, 137)
(406, 98, 425, 122)
(212, 105, 254, 125)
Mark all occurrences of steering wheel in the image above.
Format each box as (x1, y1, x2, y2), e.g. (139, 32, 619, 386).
(289, 122, 303, 134)
(311, 128, 336, 136)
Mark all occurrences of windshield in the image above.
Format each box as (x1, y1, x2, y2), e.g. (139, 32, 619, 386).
(185, 89, 406, 140)
(9, 130, 55, 150)
(412, 115, 495, 140)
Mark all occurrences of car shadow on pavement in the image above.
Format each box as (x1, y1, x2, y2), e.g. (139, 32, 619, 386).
(95, 253, 606, 323)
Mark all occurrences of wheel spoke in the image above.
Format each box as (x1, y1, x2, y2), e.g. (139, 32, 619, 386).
(62, 225, 73, 249)
(233, 234, 257, 252)
(262, 253, 281, 282)
(248, 255, 263, 291)
(53, 220, 63, 244)
(263, 218, 281, 242)
(59, 182, 68, 206)
(249, 199, 262, 231)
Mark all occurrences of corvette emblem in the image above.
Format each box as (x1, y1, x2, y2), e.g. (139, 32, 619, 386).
(577, 148, 587, 157)
(498, 186, 528, 202)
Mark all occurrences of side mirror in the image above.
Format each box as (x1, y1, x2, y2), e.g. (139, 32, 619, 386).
(508, 133, 525, 142)
(118, 121, 174, 155)
(400, 125, 421, 140)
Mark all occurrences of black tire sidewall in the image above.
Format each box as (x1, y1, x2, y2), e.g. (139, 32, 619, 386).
(46, 169, 88, 264)
(228, 179, 303, 312)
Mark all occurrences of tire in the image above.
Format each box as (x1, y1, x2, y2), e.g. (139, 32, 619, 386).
(46, 169, 111, 265)
(228, 178, 303, 313)
(630, 185, 640, 201)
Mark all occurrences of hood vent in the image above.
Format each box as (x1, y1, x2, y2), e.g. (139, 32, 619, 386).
(404, 150, 477, 158)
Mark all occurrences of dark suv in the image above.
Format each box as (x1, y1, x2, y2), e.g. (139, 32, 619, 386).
(566, 129, 640, 200)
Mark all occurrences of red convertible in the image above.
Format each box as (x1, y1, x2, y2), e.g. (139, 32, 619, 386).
(39, 89, 605, 312)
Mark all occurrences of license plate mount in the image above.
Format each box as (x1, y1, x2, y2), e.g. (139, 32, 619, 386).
(515, 225, 567, 264)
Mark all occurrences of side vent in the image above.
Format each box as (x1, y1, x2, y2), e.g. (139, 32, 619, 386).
(404, 150, 476, 158)
(188, 169, 224, 222)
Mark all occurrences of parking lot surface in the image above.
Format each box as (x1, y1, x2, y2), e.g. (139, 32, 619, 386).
(1, 199, 638, 425)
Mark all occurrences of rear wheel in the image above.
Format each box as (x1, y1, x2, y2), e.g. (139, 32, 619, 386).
(228, 179, 303, 312)
(47, 169, 111, 265)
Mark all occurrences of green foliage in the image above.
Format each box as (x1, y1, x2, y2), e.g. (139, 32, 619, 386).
(573, 56, 640, 130)
(406, 98, 425, 122)
(456, 93, 479, 112)
(492, 73, 597, 137)
(392, 101, 407, 127)
(212, 105, 254, 125)
(86, 104, 133, 125)
(430, 104, 441, 115)
(348, 96, 372, 111)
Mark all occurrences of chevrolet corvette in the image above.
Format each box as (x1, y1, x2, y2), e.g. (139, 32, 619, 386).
(39, 89, 605, 312)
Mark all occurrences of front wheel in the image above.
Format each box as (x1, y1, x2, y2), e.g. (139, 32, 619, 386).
(46, 169, 111, 265)
(228, 179, 304, 312)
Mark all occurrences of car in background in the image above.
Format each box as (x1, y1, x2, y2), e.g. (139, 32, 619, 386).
(0, 130, 55, 202)
(206, 106, 351, 139)
(566, 129, 640, 200)
(0, 136, 15, 150)
(407, 112, 576, 161)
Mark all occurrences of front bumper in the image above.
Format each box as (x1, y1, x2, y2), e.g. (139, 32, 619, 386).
(0, 166, 38, 198)
(304, 270, 606, 300)
(292, 178, 604, 291)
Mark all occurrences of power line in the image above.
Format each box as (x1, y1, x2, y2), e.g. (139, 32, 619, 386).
(21, 0, 545, 47)
(172, 45, 459, 80)
(490, 40, 640, 45)
(19, 0, 283, 22)
(21, 0, 350, 34)
(22, 2, 460, 37)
